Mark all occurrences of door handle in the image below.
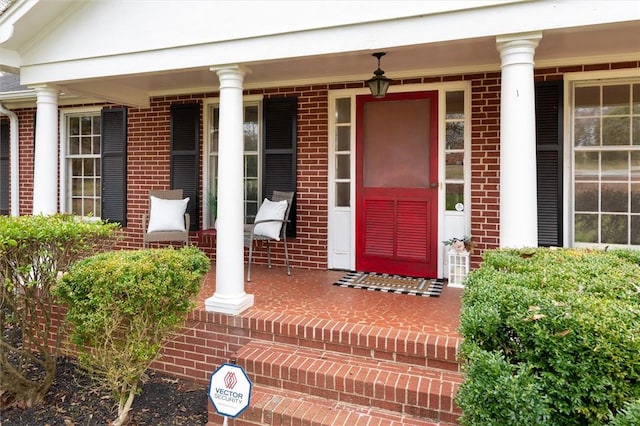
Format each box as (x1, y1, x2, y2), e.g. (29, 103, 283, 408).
(430, 182, 438, 188)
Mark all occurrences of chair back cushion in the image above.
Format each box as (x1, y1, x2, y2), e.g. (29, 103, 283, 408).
(253, 198, 287, 240)
(147, 196, 190, 233)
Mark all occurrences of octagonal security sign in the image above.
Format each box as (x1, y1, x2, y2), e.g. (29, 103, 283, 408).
(208, 363, 252, 418)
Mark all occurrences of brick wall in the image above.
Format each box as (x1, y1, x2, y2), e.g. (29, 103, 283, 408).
(8, 60, 640, 271)
(16, 108, 36, 214)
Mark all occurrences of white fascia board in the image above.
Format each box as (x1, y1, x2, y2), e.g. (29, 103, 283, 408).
(19, 0, 640, 86)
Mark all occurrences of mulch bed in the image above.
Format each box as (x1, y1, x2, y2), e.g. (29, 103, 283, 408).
(1, 356, 208, 425)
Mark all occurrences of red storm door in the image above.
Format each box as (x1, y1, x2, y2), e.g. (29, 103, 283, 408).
(356, 91, 438, 278)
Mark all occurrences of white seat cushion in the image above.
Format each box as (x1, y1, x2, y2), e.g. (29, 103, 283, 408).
(253, 198, 287, 240)
(147, 196, 190, 233)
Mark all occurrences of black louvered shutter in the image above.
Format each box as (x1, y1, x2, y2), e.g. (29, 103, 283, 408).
(101, 107, 127, 225)
(263, 97, 297, 238)
(535, 80, 563, 247)
(170, 103, 199, 231)
(0, 122, 8, 215)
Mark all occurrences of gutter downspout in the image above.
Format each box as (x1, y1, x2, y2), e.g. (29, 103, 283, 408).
(0, 102, 19, 216)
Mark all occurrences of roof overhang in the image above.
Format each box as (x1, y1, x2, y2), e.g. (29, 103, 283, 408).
(1, 1, 639, 108)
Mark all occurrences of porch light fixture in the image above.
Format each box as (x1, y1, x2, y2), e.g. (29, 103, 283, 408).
(366, 52, 392, 98)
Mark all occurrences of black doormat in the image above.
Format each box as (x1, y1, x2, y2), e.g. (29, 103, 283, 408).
(333, 272, 443, 297)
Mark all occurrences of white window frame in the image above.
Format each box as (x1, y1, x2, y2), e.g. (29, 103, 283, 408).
(59, 106, 102, 220)
(203, 95, 263, 229)
(564, 69, 640, 249)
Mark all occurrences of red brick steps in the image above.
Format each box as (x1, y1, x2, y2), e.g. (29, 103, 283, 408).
(232, 340, 462, 423)
(208, 384, 457, 426)
(205, 311, 464, 425)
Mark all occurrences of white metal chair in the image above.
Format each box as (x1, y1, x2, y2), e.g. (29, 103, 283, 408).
(244, 190, 294, 281)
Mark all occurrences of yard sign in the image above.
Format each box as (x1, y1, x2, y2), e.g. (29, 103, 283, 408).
(208, 363, 252, 418)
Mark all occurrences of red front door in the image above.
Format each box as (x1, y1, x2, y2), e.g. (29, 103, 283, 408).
(355, 91, 439, 278)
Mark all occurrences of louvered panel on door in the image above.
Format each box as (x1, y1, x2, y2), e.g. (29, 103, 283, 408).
(364, 199, 394, 257)
(397, 200, 429, 260)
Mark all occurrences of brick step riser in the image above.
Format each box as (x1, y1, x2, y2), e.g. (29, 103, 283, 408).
(247, 318, 462, 373)
(232, 342, 462, 424)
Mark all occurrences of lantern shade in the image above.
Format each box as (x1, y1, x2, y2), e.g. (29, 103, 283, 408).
(366, 73, 391, 98)
(366, 52, 392, 98)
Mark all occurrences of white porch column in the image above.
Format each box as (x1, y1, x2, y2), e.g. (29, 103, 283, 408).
(205, 65, 254, 315)
(496, 32, 542, 248)
(32, 86, 60, 215)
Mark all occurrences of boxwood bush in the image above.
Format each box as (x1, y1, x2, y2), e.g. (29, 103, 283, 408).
(0, 214, 119, 407)
(457, 248, 640, 426)
(54, 246, 210, 426)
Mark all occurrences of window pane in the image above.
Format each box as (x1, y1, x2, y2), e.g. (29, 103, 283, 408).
(603, 117, 630, 146)
(336, 182, 350, 207)
(83, 178, 95, 197)
(336, 154, 350, 179)
(93, 136, 101, 154)
(575, 213, 598, 243)
(575, 182, 598, 211)
(631, 183, 639, 213)
(602, 151, 628, 181)
(575, 151, 599, 180)
(575, 86, 600, 117)
(602, 85, 629, 115)
(72, 198, 82, 215)
(633, 117, 640, 146)
(633, 152, 640, 181)
(71, 177, 81, 195)
(446, 91, 464, 118)
(81, 116, 92, 135)
(446, 183, 464, 211)
(245, 155, 258, 178)
(244, 106, 259, 151)
(210, 106, 219, 152)
(246, 201, 258, 224)
(633, 83, 640, 114)
(601, 183, 627, 212)
(93, 116, 101, 135)
(81, 137, 92, 155)
(69, 117, 80, 136)
(446, 122, 464, 150)
(446, 152, 464, 180)
(69, 137, 80, 155)
(71, 159, 82, 176)
(602, 214, 628, 244)
(575, 117, 600, 146)
(83, 198, 95, 216)
(336, 98, 351, 123)
(632, 216, 640, 244)
(246, 179, 258, 202)
(83, 158, 94, 176)
(336, 126, 350, 151)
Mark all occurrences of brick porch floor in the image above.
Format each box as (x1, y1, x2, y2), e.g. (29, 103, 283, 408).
(154, 262, 465, 425)
(194, 263, 463, 337)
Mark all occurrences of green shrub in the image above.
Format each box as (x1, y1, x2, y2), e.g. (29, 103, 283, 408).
(610, 400, 640, 426)
(457, 248, 640, 426)
(54, 246, 210, 426)
(0, 214, 118, 407)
